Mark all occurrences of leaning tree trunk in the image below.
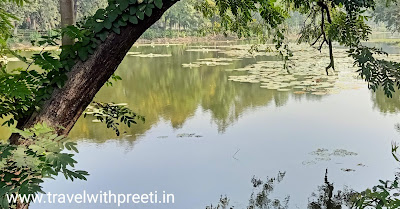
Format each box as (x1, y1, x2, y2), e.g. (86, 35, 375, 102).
(9, 0, 179, 144)
(16, 201, 29, 209)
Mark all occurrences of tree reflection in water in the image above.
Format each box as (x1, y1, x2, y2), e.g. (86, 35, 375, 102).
(206, 171, 289, 209)
(206, 170, 362, 209)
(308, 169, 356, 209)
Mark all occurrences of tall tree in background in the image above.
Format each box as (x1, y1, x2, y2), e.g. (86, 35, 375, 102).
(60, 0, 75, 45)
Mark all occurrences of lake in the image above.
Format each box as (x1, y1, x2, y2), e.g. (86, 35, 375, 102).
(7, 41, 400, 208)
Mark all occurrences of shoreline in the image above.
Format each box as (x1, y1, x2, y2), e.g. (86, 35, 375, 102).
(7, 34, 400, 51)
(9, 35, 239, 51)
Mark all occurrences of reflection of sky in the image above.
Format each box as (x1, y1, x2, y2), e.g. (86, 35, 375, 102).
(33, 86, 400, 209)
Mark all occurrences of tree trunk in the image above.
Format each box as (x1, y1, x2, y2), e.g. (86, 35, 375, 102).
(60, 0, 76, 45)
(16, 200, 29, 209)
(10, 0, 179, 144)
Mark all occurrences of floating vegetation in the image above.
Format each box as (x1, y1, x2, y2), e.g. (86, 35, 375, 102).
(222, 44, 369, 96)
(157, 136, 168, 139)
(294, 91, 307, 94)
(194, 61, 231, 66)
(129, 53, 172, 58)
(182, 59, 233, 68)
(311, 92, 327, 96)
(182, 63, 201, 68)
(218, 44, 276, 58)
(134, 43, 183, 47)
(127, 52, 141, 55)
(341, 168, 356, 172)
(304, 148, 359, 171)
(177, 133, 203, 138)
(302, 160, 317, 165)
(310, 148, 358, 157)
(332, 149, 358, 157)
(186, 48, 222, 52)
(310, 148, 329, 156)
(197, 57, 241, 62)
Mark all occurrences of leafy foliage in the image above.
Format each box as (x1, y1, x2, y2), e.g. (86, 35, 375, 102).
(353, 178, 400, 209)
(84, 102, 145, 136)
(373, 0, 400, 32)
(351, 142, 400, 208)
(0, 123, 88, 208)
(348, 46, 400, 98)
(0, 0, 156, 133)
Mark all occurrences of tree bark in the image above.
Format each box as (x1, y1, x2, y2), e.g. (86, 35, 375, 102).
(16, 200, 29, 209)
(10, 0, 178, 144)
(60, 0, 76, 45)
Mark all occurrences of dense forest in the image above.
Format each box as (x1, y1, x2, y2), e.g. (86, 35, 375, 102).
(1, 0, 398, 42)
(2, 0, 213, 40)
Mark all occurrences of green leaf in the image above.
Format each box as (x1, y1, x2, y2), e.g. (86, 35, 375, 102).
(103, 19, 112, 29)
(154, 0, 162, 9)
(145, 7, 152, 17)
(117, 0, 129, 11)
(113, 27, 121, 34)
(129, 6, 138, 15)
(136, 11, 145, 20)
(93, 23, 104, 33)
(119, 19, 127, 27)
(129, 16, 138, 24)
(78, 48, 89, 61)
(122, 13, 129, 21)
(97, 31, 109, 42)
(108, 10, 119, 22)
(138, 4, 146, 11)
(94, 9, 106, 20)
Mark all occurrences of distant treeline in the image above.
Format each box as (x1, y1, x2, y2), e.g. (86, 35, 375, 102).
(2, 0, 398, 42)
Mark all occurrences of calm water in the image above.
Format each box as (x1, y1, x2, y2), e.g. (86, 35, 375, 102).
(7, 42, 400, 208)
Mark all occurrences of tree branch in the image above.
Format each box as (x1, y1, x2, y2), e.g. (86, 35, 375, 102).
(9, 0, 179, 144)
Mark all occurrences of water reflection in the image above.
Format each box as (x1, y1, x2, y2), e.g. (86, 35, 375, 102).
(371, 89, 400, 114)
(3, 43, 400, 142)
(207, 170, 361, 209)
(68, 44, 336, 142)
(206, 169, 366, 209)
(206, 172, 290, 209)
(308, 170, 356, 209)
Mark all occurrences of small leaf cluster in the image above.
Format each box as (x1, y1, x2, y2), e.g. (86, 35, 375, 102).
(0, 67, 48, 126)
(105, 73, 122, 87)
(348, 46, 400, 98)
(326, 10, 371, 47)
(351, 141, 400, 208)
(373, 0, 400, 32)
(0, 123, 88, 208)
(196, 0, 287, 38)
(84, 101, 145, 136)
(352, 179, 400, 209)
